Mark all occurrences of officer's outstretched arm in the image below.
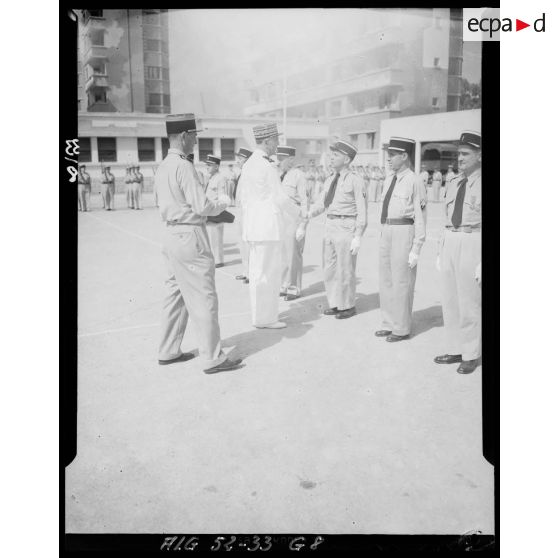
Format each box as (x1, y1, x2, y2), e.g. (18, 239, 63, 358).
(354, 175, 368, 238)
(182, 163, 227, 217)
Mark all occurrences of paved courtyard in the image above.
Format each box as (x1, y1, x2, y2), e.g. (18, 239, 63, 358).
(66, 192, 493, 534)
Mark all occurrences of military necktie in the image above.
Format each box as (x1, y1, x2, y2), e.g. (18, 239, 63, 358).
(380, 175, 398, 224)
(280, 171, 287, 182)
(451, 178, 468, 228)
(324, 172, 340, 208)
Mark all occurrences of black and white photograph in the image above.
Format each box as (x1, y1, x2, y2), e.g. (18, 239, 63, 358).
(64, 6, 494, 548)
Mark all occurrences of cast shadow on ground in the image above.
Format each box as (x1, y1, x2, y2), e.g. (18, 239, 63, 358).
(411, 305, 443, 337)
(224, 247, 240, 255)
(222, 258, 242, 267)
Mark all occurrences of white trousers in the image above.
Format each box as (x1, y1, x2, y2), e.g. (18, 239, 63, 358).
(248, 241, 282, 326)
(236, 210, 249, 276)
(207, 222, 224, 265)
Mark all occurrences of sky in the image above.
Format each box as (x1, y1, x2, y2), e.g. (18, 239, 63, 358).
(169, 9, 482, 116)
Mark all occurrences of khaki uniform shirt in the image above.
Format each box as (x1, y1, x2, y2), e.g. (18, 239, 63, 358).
(155, 148, 227, 225)
(281, 168, 308, 218)
(205, 171, 228, 203)
(309, 168, 368, 237)
(444, 168, 481, 228)
(381, 167, 427, 253)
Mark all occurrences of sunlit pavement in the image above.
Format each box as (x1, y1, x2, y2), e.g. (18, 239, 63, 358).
(66, 193, 493, 534)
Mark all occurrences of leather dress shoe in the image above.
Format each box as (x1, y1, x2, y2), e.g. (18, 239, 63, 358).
(434, 354, 462, 365)
(335, 307, 356, 319)
(158, 352, 196, 365)
(375, 330, 392, 337)
(215, 263, 225, 268)
(279, 291, 287, 297)
(235, 275, 247, 280)
(204, 357, 243, 374)
(386, 334, 410, 342)
(255, 321, 287, 329)
(323, 307, 339, 315)
(285, 293, 300, 301)
(243, 278, 249, 284)
(457, 359, 479, 374)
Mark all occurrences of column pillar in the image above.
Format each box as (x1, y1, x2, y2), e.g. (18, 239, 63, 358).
(155, 137, 163, 162)
(91, 136, 99, 163)
(213, 137, 221, 158)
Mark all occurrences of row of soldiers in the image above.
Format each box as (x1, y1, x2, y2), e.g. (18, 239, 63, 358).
(153, 112, 481, 377)
(76, 165, 145, 211)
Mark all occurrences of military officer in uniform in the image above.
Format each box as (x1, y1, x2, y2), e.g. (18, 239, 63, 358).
(77, 165, 91, 211)
(304, 140, 368, 319)
(131, 166, 143, 210)
(204, 154, 228, 267)
(155, 113, 241, 374)
(432, 167, 442, 202)
(376, 137, 427, 342)
(125, 167, 134, 209)
(100, 166, 113, 210)
(106, 166, 115, 210)
(277, 145, 308, 300)
(434, 131, 482, 374)
(232, 147, 252, 283)
(237, 123, 300, 329)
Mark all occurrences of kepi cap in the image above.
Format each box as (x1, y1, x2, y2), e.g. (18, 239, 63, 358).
(329, 140, 358, 160)
(206, 154, 221, 165)
(236, 147, 252, 158)
(253, 122, 279, 141)
(166, 113, 204, 135)
(459, 131, 481, 149)
(277, 145, 296, 157)
(387, 137, 416, 154)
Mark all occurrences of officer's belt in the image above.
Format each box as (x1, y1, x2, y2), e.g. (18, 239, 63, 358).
(327, 214, 356, 220)
(166, 221, 202, 227)
(446, 224, 481, 233)
(384, 218, 414, 225)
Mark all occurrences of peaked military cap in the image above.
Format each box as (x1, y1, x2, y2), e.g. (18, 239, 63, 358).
(253, 122, 279, 141)
(206, 154, 221, 165)
(277, 145, 296, 157)
(165, 113, 204, 135)
(329, 140, 358, 160)
(459, 131, 481, 149)
(387, 137, 416, 154)
(236, 147, 252, 158)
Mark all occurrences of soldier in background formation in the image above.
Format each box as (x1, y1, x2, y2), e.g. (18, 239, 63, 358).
(434, 131, 482, 374)
(277, 145, 308, 300)
(125, 167, 134, 208)
(100, 166, 115, 210)
(304, 140, 367, 320)
(376, 137, 427, 342)
(131, 166, 143, 210)
(204, 154, 229, 267)
(77, 165, 91, 211)
(233, 147, 253, 283)
(431, 167, 442, 202)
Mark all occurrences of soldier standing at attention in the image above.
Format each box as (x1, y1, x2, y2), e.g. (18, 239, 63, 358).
(131, 166, 143, 210)
(432, 167, 442, 202)
(204, 154, 228, 267)
(155, 113, 241, 374)
(100, 166, 111, 210)
(304, 140, 367, 320)
(434, 131, 482, 375)
(277, 145, 308, 300)
(136, 165, 144, 209)
(105, 166, 115, 210)
(233, 147, 253, 283)
(376, 137, 427, 342)
(125, 167, 134, 209)
(77, 165, 91, 212)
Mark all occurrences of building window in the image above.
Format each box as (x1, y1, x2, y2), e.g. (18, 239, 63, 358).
(220, 139, 235, 161)
(162, 94, 171, 107)
(330, 100, 342, 117)
(97, 137, 117, 163)
(349, 134, 358, 145)
(162, 68, 169, 81)
(149, 93, 162, 106)
(162, 137, 170, 159)
(198, 138, 213, 162)
(78, 137, 91, 162)
(145, 39, 161, 52)
(161, 41, 169, 54)
(432, 97, 439, 108)
(138, 138, 156, 162)
(86, 9, 103, 18)
(146, 66, 162, 79)
(89, 62, 106, 76)
(90, 29, 104, 46)
(89, 90, 107, 105)
(366, 132, 376, 150)
(142, 11, 160, 25)
(433, 57, 440, 67)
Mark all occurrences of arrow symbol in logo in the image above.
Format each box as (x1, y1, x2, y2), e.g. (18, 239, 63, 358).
(516, 19, 531, 31)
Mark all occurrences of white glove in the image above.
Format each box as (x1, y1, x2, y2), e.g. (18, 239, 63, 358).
(218, 194, 231, 206)
(350, 236, 361, 256)
(408, 251, 419, 269)
(475, 263, 481, 285)
(295, 224, 306, 242)
(435, 255, 441, 272)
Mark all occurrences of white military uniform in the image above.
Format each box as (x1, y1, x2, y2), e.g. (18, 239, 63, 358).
(205, 171, 228, 265)
(280, 167, 308, 295)
(440, 168, 482, 360)
(379, 167, 427, 336)
(432, 169, 442, 202)
(155, 148, 229, 369)
(309, 168, 368, 311)
(238, 148, 300, 326)
(234, 170, 250, 278)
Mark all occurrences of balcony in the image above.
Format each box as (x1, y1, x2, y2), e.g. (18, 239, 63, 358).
(84, 45, 108, 64)
(85, 75, 109, 92)
(245, 67, 404, 116)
